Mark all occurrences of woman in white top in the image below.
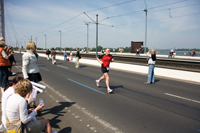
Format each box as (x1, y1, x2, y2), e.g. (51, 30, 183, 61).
(1, 76, 23, 129)
(5, 79, 54, 133)
(22, 42, 41, 83)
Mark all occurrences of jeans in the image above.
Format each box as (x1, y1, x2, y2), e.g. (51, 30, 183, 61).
(0, 66, 9, 88)
(70, 55, 72, 60)
(147, 64, 155, 84)
(64, 55, 67, 61)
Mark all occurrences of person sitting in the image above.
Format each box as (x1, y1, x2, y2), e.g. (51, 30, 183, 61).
(5, 79, 56, 133)
(1, 76, 23, 131)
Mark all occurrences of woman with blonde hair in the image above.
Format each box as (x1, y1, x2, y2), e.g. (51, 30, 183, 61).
(22, 42, 42, 83)
(5, 79, 55, 133)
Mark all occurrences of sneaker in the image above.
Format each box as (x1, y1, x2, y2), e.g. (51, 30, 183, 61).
(95, 80, 99, 87)
(107, 89, 113, 93)
(144, 82, 150, 84)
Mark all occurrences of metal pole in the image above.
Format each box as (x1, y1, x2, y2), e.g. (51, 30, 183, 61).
(96, 14, 98, 58)
(0, 0, 5, 40)
(44, 34, 46, 49)
(59, 30, 61, 49)
(86, 23, 89, 52)
(31, 36, 32, 42)
(144, 9, 147, 53)
(35, 37, 37, 46)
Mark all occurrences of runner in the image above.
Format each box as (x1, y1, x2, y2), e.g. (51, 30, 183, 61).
(96, 48, 114, 93)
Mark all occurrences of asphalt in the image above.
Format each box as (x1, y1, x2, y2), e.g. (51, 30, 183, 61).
(1, 53, 200, 133)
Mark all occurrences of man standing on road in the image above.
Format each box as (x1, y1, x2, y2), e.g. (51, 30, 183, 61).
(145, 49, 156, 84)
(51, 48, 57, 65)
(96, 48, 114, 93)
(75, 48, 80, 68)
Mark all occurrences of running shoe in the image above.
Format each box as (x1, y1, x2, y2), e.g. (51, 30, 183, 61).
(95, 80, 99, 87)
(107, 89, 113, 93)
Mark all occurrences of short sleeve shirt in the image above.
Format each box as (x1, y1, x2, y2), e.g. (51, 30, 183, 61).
(98, 54, 113, 67)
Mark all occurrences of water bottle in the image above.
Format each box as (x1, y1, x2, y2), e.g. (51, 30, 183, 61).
(39, 98, 44, 106)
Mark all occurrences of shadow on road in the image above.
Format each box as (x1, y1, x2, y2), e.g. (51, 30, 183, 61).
(79, 65, 87, 68)
(41, 102, 73, 129)
(58, 127, 72, 133)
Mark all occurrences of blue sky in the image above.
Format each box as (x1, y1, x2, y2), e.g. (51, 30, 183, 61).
(4, 0, 200, 49)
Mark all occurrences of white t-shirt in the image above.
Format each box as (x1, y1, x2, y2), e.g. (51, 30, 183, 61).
(5, 94, 37, 126)
(1, 87, 15, 127)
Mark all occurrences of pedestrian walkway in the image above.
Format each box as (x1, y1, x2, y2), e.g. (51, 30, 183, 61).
(37, 52, 200, 84)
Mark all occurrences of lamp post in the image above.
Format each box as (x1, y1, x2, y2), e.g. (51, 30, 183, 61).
(44, 34, 46, 49)
(85, 23, 89, 52)
(59, 30, 61, 50)
(143, 9, 148, 53)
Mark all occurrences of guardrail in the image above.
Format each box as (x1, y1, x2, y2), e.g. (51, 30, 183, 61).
(36, 51, 200, 72)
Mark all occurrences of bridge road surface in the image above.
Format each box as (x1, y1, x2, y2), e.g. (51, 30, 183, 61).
(15, 53, 200, 133)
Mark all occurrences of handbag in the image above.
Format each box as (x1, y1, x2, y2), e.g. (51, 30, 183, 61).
(4, 95, 22, 133)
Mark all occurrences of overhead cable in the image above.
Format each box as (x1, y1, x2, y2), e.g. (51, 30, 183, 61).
(85, 0, 136, 13)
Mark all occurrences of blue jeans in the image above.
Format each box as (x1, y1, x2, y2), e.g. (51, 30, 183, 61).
(70, 55, 72, 60)
(147, 64, 155, 84)
(64, 55, 67, 61)
(0, 66, 9, 88)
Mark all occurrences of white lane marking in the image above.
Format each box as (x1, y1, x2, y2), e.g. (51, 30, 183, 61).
(57, 65, 69, 69)
(165, 93, 200, 104)
(14, 62, 122, 132)
(41, 81, 123, 133)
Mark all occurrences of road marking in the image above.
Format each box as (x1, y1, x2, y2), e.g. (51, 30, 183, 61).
(57, 65, 69, 69)
(14, 63, 122, 133)
(165, 93, 200, 104)
(39, 67, 49, 71)
(67, 78, 105, 94)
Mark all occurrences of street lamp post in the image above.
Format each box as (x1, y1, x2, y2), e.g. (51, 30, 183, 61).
(35, 37, 37, 46)
(143, 9, 148, 54)
(59, 30, 61, 50)
(44, 34, 46, 49)
(96, 14, 98, 58)
(86, 23, 89, 52)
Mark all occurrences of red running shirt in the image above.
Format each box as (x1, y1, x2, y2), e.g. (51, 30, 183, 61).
(98, 54, 113, 67)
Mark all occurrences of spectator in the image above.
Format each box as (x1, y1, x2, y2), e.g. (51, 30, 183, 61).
(19, 48, 22, 54)
(70, 51, 73, 61)
(46, 49, 51, 60)
(8, 48, 16, 72)
(1, 76, 23, 130)
(64, 49, 67, 61)
(74, 48, 80, 68)
(5, 79, 56, 133)
(101, 49, 104, 55)
(145, 49, 156, 84)
(113, 48, 115, 54)
(51, 48, 57, 65)
(0, 41, 13, 95)
(173, 51, 176, 58)
(22, 42, 42, 83)
(170, 48, 174, 58)
(192, 50, 196, 56)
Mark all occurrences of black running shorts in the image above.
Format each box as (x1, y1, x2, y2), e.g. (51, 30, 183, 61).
(101, 67, 109, 73)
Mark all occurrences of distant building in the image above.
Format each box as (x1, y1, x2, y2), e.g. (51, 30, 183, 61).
(131, 41, 143, 53)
